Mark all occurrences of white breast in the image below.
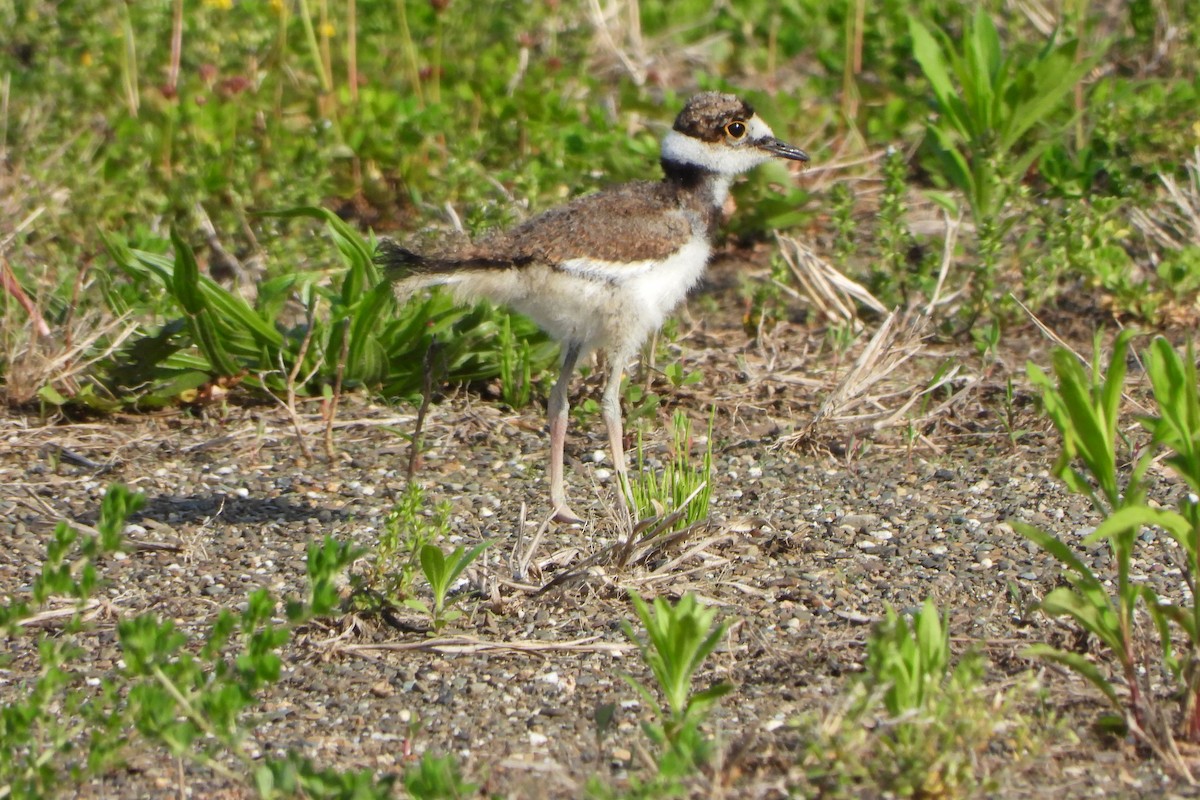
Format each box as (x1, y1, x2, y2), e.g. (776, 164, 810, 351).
(558, 236, 712, 351)
(447, 237, 713, 362)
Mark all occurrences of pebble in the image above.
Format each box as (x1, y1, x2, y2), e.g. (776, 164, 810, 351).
(841, 513, 879, 530)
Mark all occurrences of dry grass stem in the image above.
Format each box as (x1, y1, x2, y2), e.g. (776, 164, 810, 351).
(774, 233, 886, 329)
(3, 313, 139, 406)
(777, 309, 930, 448)
(586, 0, 646, 85)
(332, 634, 633, 657)
(1131, 146, 1200, 250)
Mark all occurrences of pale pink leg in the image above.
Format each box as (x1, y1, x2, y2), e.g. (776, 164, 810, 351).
(600, 349, 634, 515)
(548, 343, 582, 523)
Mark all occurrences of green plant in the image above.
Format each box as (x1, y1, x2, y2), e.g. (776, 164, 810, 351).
(1021, 332, 1200, 767)
(0, 485, 142, 796)
(972, 317, 1002, 367)
(353, 484, 450, 611)
(872, 146, 925, 307)
(828, 180, 859, 265)
(497, 312, 537, 408)
(1028, 197, 1154, 316)
(406, 542, 489, 633)
(629, 410, 713, 531)
(118, 536, 369, 791)
(89, 210, 558, 411)
(824, 320, 859, 362)
(620, 592, 731, 780)
(661, 361, 703, 390)
(0, 483, 395, 798)
(1000, 375, 1030, 449)
(910, 9, 1095, 306)
(802, 600, 997, 798)
(402, 751, 477, 800)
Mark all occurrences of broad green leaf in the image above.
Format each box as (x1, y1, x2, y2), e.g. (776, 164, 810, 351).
(1038, 587, 1123, 654)
(1023, 644, 1120, 708)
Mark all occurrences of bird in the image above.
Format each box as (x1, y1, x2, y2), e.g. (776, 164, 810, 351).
(377, 91, 808, 523)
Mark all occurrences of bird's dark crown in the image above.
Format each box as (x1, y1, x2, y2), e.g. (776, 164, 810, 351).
(672, 92, 756, 142)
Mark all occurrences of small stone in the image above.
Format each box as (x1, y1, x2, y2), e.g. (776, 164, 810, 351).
(841, 513, 879, 530)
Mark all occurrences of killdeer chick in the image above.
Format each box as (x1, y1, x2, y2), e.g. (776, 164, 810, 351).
(378, 92, 808, 523)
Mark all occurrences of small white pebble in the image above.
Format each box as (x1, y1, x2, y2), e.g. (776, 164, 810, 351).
(748, 466, 763, 479)
(528, 732, 548, 747)
(216, 466, 235, 475)
(591, 450, 607, 463)
(235, 487, 250, 498)
(594, 468, 612, 481)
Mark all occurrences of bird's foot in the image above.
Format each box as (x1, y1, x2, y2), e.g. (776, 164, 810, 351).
(552, 503, 584, 524)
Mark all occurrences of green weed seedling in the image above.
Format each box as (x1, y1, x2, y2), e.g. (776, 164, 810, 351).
(622, 379, 662, 430)
(402, 751, 477, 800)
(354, 484, 450, 612)
(629, 410, 713, 532)
(95, 210, 556, 410)
(1021, 333, 1200, 766)
(661, 361, 703, 390)
(406, 541, 489, 633)
(621, 592, 731, 781)
(0, 484, 392, 798)
(828, 181, 859, 265)
(803, 600, 995, 798)
(119, 536, 369, 792)
(498, 312, 536, 408)
(0, 485, 142, 797)
(872, 146, 926, 307)
(972, 318, 1002, 369)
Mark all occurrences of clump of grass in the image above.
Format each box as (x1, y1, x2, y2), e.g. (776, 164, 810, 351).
(800, 600, 1025, 797)
(909, 8, 1096, 315)
(629, 409, 713, 532)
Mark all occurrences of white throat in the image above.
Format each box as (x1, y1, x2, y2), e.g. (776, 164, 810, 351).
(660, 116, 776, 178)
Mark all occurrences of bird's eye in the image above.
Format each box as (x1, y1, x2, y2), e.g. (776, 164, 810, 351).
(725, 121, 747, 139)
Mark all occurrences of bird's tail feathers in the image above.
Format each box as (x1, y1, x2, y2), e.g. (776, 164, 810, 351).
(375, 238, 440, 279)
(375, 238, 529, 294)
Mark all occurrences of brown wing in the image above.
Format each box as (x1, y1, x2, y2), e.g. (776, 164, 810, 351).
(477, 182, 697, 265)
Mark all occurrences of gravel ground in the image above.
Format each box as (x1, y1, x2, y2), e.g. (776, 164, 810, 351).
(3, 262, 1199, 798)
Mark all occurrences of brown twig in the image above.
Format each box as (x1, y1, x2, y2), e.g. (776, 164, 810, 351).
(324, 317, 351, 462)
